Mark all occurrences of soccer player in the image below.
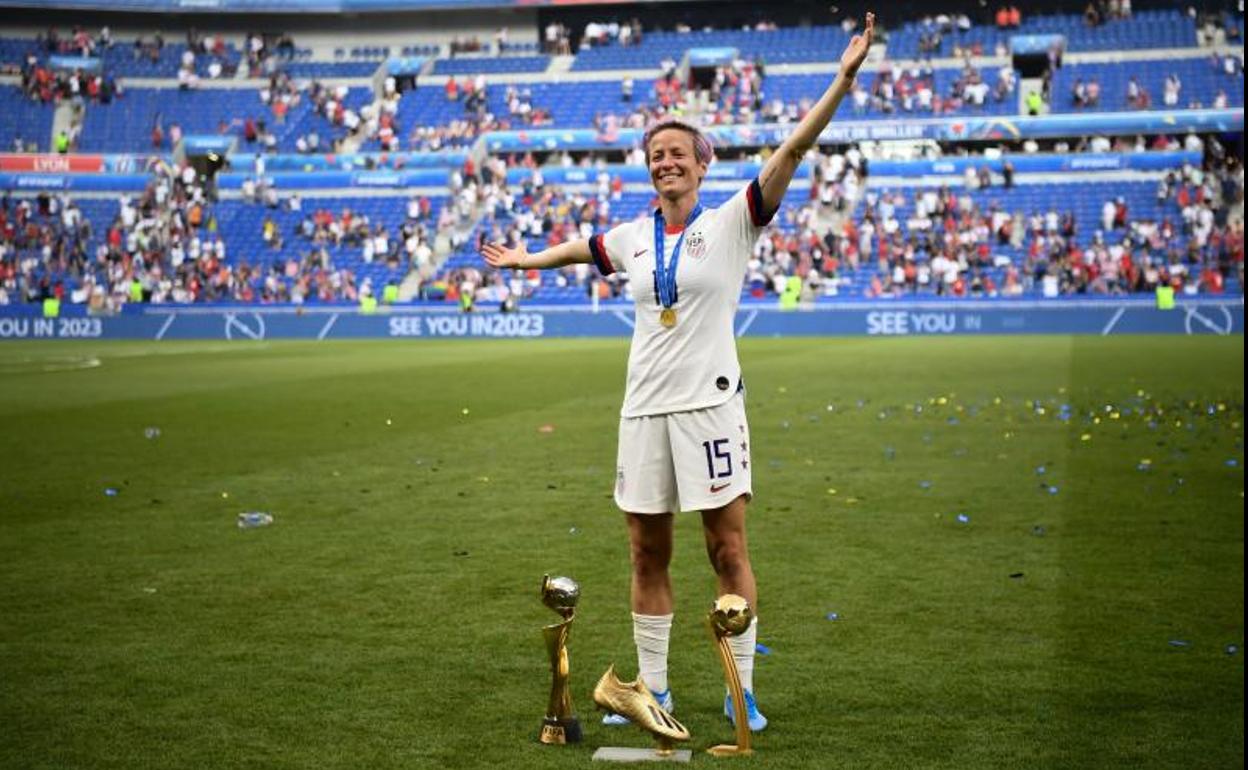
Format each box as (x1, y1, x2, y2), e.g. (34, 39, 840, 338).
(481, 13, 874, 733)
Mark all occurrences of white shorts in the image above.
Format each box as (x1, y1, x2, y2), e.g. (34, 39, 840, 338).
(614, 391, 753, 514)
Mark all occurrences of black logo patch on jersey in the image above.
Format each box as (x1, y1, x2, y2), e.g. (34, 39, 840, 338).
(686, 232, 707, 259)
(716, 376, 730, 391)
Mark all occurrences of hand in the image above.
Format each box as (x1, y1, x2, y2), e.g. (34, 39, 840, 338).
(480, 240, 529, 269)
(840, 12, 875, 76)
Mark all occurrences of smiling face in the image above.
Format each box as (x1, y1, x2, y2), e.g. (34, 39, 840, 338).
(646, 127, 708, 200)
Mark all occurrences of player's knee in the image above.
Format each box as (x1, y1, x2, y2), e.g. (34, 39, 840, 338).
(630, 540, 671, 575)
(707, 537, 748, 576)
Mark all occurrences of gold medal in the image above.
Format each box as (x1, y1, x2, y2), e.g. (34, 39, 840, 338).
(659, 308, 677, 328)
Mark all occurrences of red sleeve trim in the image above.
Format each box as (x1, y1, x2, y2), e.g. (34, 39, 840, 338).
(588, 233, 615, 276)
(747, 177, 779, 227)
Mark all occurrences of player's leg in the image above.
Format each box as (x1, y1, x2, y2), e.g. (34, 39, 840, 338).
(668, 390, 757, 605)
(627, 512, 675, 615)
(701, 496, 767, 732)
(674, 391, 764, 732)
(605, 415, 678, 725)
(700, 495, 756, 609)
(602, 514, 677, 726)
(624, 512, 676, 710)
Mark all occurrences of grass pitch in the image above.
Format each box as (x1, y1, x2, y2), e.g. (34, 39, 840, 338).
(0, 336, 1242, 770)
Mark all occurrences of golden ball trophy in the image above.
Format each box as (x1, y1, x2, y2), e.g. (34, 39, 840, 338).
(539, 574, 582, 744)
(707, 594, 754, 757)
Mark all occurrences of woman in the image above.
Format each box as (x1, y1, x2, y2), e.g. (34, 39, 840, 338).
(482, 14, 874, 733)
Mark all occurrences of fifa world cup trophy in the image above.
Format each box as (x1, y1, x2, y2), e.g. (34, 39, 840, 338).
(707, 594, 754, 757)
(539, 574, 582, 744)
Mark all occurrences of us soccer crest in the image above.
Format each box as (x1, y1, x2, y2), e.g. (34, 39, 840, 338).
(686, 232, 707, 259)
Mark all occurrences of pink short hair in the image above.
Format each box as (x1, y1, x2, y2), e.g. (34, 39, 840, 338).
(641, 118, 714, 167)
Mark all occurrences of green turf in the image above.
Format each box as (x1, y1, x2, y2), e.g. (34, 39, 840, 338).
(0, 336, 1242, 770)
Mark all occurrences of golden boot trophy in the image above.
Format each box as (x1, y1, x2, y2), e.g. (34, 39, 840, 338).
(539, 574, 582, 744)
(591, 665, 692, 763)
(707, 594, 754, 757)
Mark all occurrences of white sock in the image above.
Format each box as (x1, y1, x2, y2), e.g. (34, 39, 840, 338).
(726, 616, 757, 692)
(632, 612, 673, 694)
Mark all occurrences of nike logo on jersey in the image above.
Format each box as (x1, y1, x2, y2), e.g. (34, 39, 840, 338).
(633, 249, 648, 258)
(710, 482, 731, 493)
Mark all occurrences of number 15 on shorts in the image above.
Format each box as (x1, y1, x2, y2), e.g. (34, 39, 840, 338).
(702, 438, 733, 480)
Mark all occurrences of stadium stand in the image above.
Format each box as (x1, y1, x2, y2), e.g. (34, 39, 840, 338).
(99, 42, 240, 79)
(1052, 56, 1244, 113)
(0, 85, 55, 152)
(75, 85, 374, 154)
(0, 1, 1243, 309)
(432, 56, 550, 76)
(885, 8, 1198, 59)
(436, 153, 1243, 306)
(391, 62, 1016, 140)
(0, 36, 40, 67)
(0, 181, 452, 306)
(571, 25, 854, 71)
(276, 60, 382, 78)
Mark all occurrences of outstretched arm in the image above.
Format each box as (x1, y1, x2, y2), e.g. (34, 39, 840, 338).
(757, 13, 874, 214)
(480, 238, 592, 270)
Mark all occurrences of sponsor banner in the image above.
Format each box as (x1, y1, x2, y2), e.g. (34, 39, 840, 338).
(0, 172, 150, 191)
(102, 155, 163, 174)
(1, 301, 1239, 340)
(880, 150, 1201, 177)
(485, 109, 1244, 153)
(1010, 34, 1066, 55)
(232, 151, 467, 172)
(182, 135, 236, 155)
(508, 151, 1200, 186)
(352, 171, 405, 187)
(1, 150, 1199, 192)
(386, 57, 426, 76)
(0, 154, 165, 174)
(0, 154, 105, 173)
(688, 47, 739, 67)
(48, 55, 102, 72)
(215, 167, 452, 189)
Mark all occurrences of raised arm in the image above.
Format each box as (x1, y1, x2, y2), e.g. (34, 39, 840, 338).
(480, 238, 593, 270)
(757, 13, 874, 214)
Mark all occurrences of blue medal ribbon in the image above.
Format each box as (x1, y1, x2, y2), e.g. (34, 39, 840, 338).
(652, 204, 703, 308)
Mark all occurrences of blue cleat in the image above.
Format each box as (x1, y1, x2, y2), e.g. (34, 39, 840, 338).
(724, 689, 768, 732)
(602, 688, 673, 726)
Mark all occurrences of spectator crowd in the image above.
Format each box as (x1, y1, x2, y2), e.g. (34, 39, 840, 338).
(0, 158, 462, 307)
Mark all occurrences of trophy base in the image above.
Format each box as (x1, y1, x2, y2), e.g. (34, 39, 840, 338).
(539, 716, 582, 744)
(707, 744, 754, 757)
(592, 747, 693, 763)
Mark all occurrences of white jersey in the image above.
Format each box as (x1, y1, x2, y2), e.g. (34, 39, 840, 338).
(590, 178, 775, 418)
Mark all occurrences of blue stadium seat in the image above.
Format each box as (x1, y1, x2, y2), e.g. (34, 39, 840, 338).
(432, 56, 550, 76)
(0, 85, 56, 152)
(75, 86, 374, 153)
(1051, 57, 1243, 113)
(886, 9, 1198, 59)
